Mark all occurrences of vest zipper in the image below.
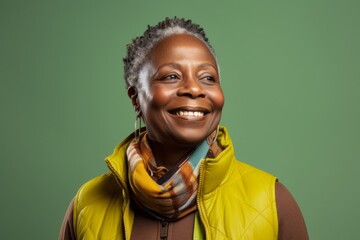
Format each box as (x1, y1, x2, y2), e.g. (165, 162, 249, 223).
(105, 159, 131, 240)
(196, 161, 210, 239)
(160, 220, 169, 240)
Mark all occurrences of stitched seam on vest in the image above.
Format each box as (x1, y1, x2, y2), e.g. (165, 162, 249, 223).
(78, 209, 97, 239)
(207, 225, 231, 239)
(241, 200, 277, 236)
(84, 225, 97, 239)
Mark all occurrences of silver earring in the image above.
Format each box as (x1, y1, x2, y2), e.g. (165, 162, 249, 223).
(134, 116, 142, 143)
(208, 125, 219, 145)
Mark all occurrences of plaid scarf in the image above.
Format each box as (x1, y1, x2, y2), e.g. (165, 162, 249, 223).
(126, 133, 209, 220)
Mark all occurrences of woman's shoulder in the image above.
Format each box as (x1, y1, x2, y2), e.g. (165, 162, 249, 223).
(74, 173, 122, 207)
(232, 160, 277, 182)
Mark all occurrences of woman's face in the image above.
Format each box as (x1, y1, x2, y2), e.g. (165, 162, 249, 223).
(133, 34, 224, 147)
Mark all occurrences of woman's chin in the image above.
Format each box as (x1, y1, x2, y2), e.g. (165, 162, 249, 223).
(168, 130, 212, 146)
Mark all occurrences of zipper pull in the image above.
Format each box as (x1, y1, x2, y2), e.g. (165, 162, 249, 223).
(160, 220, 169, 240)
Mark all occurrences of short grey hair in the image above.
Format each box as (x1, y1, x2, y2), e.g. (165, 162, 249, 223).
(123, 17, 219, 89)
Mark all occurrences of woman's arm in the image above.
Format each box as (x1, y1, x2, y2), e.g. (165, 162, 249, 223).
(276, 182, 309, 240)
(59, 198, 76, 240)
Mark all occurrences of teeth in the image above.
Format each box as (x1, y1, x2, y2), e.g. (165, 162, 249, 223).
(176, 111, 204, 117)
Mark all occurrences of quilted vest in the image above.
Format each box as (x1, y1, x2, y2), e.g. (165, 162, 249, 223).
(73, 127, 278, 239)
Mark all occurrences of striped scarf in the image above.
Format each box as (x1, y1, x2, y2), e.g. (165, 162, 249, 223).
(126, 133, 209, 220)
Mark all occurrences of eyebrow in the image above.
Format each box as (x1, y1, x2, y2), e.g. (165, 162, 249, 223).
(198, 63, 217, 69)
(157, 62, 182, 69)
(157, 62, 217, 70)
(152, 62, 218, 79)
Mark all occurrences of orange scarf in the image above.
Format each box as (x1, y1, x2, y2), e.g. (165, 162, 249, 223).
(126, 133, 209, 220)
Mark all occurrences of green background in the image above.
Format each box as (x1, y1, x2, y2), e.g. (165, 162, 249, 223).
(1, 0, 359, 239)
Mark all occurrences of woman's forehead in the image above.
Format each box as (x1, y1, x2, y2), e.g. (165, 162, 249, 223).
(147, 34, 217, 66)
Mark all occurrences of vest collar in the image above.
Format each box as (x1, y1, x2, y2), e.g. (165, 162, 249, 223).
(105, 126, 235, 195)
(105, 132, 135, 192)
(200, 126, 235, 195)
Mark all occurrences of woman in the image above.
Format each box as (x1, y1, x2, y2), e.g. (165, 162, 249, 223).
(60, 17, 308, 239)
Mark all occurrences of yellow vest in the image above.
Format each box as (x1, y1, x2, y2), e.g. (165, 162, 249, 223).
(73, 127, 278, 239)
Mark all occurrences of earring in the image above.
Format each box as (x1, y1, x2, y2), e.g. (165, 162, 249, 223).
(208, 125, 219, 145)
(134, 116, 142, 143)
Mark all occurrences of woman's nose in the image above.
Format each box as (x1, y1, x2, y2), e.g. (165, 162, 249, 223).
(177, 76, 206, 99)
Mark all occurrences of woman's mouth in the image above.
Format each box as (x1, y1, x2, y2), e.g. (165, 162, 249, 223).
(176, 111, 204, 117)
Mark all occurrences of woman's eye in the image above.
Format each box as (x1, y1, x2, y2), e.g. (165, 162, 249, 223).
(201, 76, 216, 82)
(160, 74, 179, 80)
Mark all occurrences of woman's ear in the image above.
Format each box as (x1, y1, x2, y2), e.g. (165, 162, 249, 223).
(127, 86, 141, 117)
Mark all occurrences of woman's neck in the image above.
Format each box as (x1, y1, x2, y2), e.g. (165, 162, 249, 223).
(147, 139, 197, 169)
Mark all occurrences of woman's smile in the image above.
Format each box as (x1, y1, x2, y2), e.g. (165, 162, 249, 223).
(169, 105, 209, 118)
(175, 111, 205, 117)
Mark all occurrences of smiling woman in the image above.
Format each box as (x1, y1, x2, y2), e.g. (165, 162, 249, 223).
(134, 34, 224, 160)
(59, 17, 308, 240)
